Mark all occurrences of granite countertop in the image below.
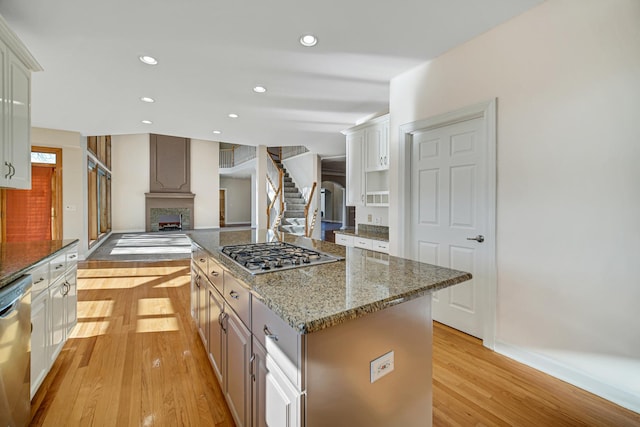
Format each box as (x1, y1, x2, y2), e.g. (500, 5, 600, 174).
(334, 228, 389, 242)
(188, 229, 471, 334)
(0, 239, 79, 289)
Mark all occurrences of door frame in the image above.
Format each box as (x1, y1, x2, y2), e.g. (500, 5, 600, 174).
(219, 188, 227, 227)
(397, 99, 497, 349)
(1, 146, 63, 242)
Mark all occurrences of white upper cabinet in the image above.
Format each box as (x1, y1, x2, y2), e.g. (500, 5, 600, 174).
(365, 118, 389, 172)
(345, 129, 365, 207)
(0, 15, 42, 189)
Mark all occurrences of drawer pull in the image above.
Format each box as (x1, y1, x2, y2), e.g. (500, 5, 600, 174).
(229, 290, 239, 300)
(34, 277, 45, 284)
(55, 264, 64, 270)
(69, 254, 77, 259)
(211, 271, 219, 277)
(199, 258, 206, 263)
(263, 325, 279, 341)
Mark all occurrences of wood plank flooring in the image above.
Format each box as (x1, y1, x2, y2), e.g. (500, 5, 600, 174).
(31, 260, 640, 426)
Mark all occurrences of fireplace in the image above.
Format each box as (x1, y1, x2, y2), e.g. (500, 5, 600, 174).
(145, 193, 194, 232)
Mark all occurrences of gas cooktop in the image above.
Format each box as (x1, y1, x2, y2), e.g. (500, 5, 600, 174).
(221, 242, 343, 275)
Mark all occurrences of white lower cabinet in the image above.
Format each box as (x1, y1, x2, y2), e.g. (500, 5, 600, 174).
(30, 291, 49, 398)
(335, 234, 389, 254)
(224, 307, 252, 427)
(29, 242, 79, 398)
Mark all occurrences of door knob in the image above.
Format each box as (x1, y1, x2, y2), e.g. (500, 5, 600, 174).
(467, 235, 485, 243)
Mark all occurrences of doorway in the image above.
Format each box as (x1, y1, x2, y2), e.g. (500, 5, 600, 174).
(400, 100, 496, 347)
(1, 146, 63, 242)
(219, 189, 226, 227)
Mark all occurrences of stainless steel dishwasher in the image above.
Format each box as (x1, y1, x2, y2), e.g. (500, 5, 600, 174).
(0, 275, 32, 427)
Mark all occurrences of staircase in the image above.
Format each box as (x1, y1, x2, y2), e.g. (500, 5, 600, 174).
(273, 159, 306, 235)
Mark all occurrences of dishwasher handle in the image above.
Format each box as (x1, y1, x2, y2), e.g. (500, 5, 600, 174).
(0, 275, 31, 318)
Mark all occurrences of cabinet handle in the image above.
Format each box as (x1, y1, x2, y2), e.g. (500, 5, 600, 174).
(10, 163, 15, 178)
(218, 311, 224, 326)
(210, 270, 219, 277)
(199, 258, 206, 263)
(249, 354, 256, 380)
(221, 313, 228, 332)
(195, 275, 200, 288)
(34, 277, 45, 284)
(263, 325, 278, 341)
(380, 156, 383, 165)
(229, 290, 239, 300)
(4, 162, 10, 179)
(69, 254, 77, 259)
(55, 264, 64, 270)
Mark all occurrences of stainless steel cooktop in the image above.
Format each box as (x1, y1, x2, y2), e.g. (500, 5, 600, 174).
(221, 242, 343, 275)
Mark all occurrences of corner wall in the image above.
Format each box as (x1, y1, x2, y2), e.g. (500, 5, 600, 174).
(389, 0, 640, 411)
(111, 134, 149, 232)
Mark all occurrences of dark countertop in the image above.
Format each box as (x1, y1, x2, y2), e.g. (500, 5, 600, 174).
(188, 229, 471, 334)
(0, 239, 79, 289)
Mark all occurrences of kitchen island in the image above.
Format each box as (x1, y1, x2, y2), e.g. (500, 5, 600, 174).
(188, 229, 471, 427)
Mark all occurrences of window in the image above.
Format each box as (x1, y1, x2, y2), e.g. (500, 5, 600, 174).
(87, 136, 112, 247)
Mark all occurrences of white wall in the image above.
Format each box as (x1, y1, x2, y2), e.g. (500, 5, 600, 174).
(389, 0, 640, 411)
(112, 134, 221, 231)
(31, 128, 86, 255)
(321, 181, 344, 222)
(355, 205, 388, 229)
(111, 134, 149, 232)
(220, 177, 251, 225)
(192, 139, 219, 229)
(283, 152, 322, 239)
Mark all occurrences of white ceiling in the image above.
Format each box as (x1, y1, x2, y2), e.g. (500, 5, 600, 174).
(0, 0, 542, 158)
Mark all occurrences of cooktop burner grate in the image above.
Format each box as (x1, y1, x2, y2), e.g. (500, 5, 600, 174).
(220, 242, 343, 275)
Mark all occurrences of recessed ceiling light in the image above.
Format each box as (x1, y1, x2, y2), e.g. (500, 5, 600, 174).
(140, 97, 155, 103)
(213, 130, 221, 134)
(253, 86, 267, 93)
(299, 34, 318, 47)
(228, 113, 239, 118)
(139, 55, 158, 65)
(141, 120, 153, 124)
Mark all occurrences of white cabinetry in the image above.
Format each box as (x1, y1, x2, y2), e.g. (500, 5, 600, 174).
(345, 130, 364, 206)
(0, 16, 41, 189)
(335, 234, 389, 254)
(365, 120, 389, 171)
(335, 233, 354, 247)
(343, 114, 389, 207)
(207, 284, 225, 384)
(29, 242, 79, 398)
(224, 307, 252, 427)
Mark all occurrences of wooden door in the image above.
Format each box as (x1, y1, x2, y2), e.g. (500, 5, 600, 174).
(220, 189, 226, 227)
(411, 117, 489, 338)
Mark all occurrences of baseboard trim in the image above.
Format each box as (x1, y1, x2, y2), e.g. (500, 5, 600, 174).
(494, 340, 640, 414)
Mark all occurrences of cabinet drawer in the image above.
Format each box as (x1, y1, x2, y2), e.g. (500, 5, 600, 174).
(334, 234, 354, 247)
(66, 245, 79, 266)
(207, 257, 224, 294)
(49, 252, 66, 284)
(191, 244, 208, 272)
(224, 273, 250, 327)
(372, 240, 389, 254)
(354, 237, 373, 250)
(29, 261, 49, 299)
(252, 296, 301, 388)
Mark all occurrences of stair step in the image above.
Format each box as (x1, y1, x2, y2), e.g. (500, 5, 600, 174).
(284, 211, 305, 218)
(284, 192, 302, 198)
(286, 204, 306, 210)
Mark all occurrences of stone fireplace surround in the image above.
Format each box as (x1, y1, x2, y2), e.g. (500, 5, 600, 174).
(145, 193, 194, 232)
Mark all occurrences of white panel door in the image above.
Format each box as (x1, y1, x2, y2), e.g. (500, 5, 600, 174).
(411, 117, 488, 338)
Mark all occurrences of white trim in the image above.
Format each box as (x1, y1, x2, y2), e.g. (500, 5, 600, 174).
(495, 341, 640, 414)
(398, 99, 497, 349)
(0, 14, 43, 71)
(219, 187, 228, 226)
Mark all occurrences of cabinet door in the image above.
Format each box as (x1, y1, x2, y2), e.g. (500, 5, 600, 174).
(5, 50, 31, 189)
(0, 42, 6, 185)
(207, 286, 224, 384)
(31, 293, 49, 399)
(191, 266, 199, 320)
(264, 355, 302, 427)
(65, 267, 78, 335)
(365, 124, 384, 171)
(197, 274, 208, 346)
(380, 120, 389, 168)
(346, 130, 364, 206)
(225, 309, 252, 427)
(252, 338, 268, 427)
(49, 280, 66, 365)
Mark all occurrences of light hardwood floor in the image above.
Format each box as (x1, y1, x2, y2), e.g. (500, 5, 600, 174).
(31, 260, 640, 426)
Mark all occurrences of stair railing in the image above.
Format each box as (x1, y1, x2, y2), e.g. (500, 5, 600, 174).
(306, 208, 318, 238)
(303, 182, 317, 237)
(266, 153, 284, 231)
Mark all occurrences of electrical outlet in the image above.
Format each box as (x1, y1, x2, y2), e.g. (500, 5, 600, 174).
(374, 217, 381, 225)
(65, 205, 77, 212)
(370, 351, 394, 383)
(367, 214, 372, 222)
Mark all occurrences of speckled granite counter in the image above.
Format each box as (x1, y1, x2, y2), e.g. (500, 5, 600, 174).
(188, 229, 470, 334)
(0, 239, 79, 289)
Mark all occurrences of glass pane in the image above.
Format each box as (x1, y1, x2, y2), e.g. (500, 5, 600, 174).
(31, 152, 56, 164)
